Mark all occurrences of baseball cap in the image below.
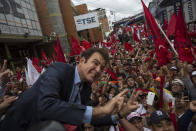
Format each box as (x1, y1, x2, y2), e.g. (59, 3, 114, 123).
(172, 79, 184, 86)
(170, 66, 177, 70)
(149, 110, 170, 125)
(127, 112, 142, 121)
(192, 71, 196, 76)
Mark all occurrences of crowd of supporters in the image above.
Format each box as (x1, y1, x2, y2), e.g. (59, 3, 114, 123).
(0, 25, 196, 131)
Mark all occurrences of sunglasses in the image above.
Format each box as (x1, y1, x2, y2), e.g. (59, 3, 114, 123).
(139, 94, 147, 99)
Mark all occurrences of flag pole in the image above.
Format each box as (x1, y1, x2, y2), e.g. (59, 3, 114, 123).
(155, 19, 178, 57)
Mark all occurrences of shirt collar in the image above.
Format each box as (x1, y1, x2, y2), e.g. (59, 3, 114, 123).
(74, 66, 81, 85)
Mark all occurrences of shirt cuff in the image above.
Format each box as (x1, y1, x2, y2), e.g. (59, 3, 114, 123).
(111, 115, 119, 125)
(83, 106, 92, 124)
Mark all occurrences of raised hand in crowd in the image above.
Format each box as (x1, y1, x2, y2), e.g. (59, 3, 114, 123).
(0, 69, 12, 81)
(0, 59, 12, 80)
(0, 95, 18, 117)
(117, 89, 139, 118)
(115, 90, 140, 131)
(0, 60, 7, 73)
(0, 69, 13, 91)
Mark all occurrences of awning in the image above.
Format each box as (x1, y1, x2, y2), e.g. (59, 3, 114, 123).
(0, 34, 43, 44)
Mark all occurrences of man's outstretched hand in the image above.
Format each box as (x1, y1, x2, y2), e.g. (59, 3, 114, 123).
(93, 89, 129, 117)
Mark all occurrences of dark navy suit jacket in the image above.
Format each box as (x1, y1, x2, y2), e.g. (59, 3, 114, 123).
(0, 63, 113, 131)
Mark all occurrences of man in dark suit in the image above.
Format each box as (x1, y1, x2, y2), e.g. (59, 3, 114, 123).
(0, 48, 138, 131)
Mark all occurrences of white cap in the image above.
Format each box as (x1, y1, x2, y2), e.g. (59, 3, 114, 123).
(170, 66, 177, 70)
(192, 71, 196, 76)
(172, 79, 184, 86)
(127, 112, 141, 121)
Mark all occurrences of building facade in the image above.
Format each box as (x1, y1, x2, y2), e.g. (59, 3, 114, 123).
(0, 0, 82, 69)
(90, 8, 110, 39)
(0, 0, 43, 70)
(149, 0, 196, 32)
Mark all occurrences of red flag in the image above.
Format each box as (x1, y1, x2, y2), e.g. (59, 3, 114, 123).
(102, 42, 113, 47)
(174, 9, 194, 63)
(188, 32, 196, 38)
(158, 76, 164, 108)
(56, 36, 66, 63)
(126, 27, 129, 33)
(81, 40, 91, 50)
(166, 13, 177, 38)
(124, 42, 134, 54)
(156, 44, 172, 67)
(141, 0, 161, 41)
(150, 50, 154, 57)
(141, 0, 171, 66)
(64, 124, 77, 131)
(17, 68, 22, 82)
(53, 44, 58, 53)
(41, 49, 48, 61)
(133, 28, 141, 43)
(70, 36, 81, 56)
(111, 45, 116, 56)
(163, 19, 168, 31)
(41, 49, 52, 66)
(144, 57, 151, 62)
(169, 101, 178, 131)
(105, 68, 117, 80)
(32, 57, 39, 66)
(32, 57, 42, 73)
(53, 53, 57, 61)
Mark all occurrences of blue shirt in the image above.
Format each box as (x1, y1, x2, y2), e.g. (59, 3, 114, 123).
(69, 66, 118, 124)
(69, 66, 92, 124)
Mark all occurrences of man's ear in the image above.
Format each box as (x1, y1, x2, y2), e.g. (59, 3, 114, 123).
(79, 57, 86, 63)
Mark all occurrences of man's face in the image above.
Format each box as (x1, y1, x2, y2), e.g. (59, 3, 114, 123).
(187, 64, 193, 73)
(192, 76, 196, 85)
(171, 83, 183, 94)
(151, 119, 175, 131)
(175, 94, 187, 109)
(127, 78, 135, 87)
(78, 52, 106, 82)
(131, 118, 143, 130)
(117, 76, 124, 83)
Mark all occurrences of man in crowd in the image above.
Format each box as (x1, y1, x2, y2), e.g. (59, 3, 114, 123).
(0, 48, 139, 131)
(148, 110, 175, 131)
(127, 112, 145, 131)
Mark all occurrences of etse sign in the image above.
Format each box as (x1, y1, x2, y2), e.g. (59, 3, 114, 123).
(74, 12, 99, 31)
(76, 16, 96, 25)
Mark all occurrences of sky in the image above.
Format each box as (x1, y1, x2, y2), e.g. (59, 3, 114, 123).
(72, 0, 152, 22)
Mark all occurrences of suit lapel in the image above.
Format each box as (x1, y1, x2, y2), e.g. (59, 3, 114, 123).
(60, 64, 75, 102)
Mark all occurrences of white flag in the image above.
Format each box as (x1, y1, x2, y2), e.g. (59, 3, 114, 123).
(25, 68, 31, 86)
(137, 29, 141, 40)
(27, 58, 40, 86)
(98, 42, 102, 48)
